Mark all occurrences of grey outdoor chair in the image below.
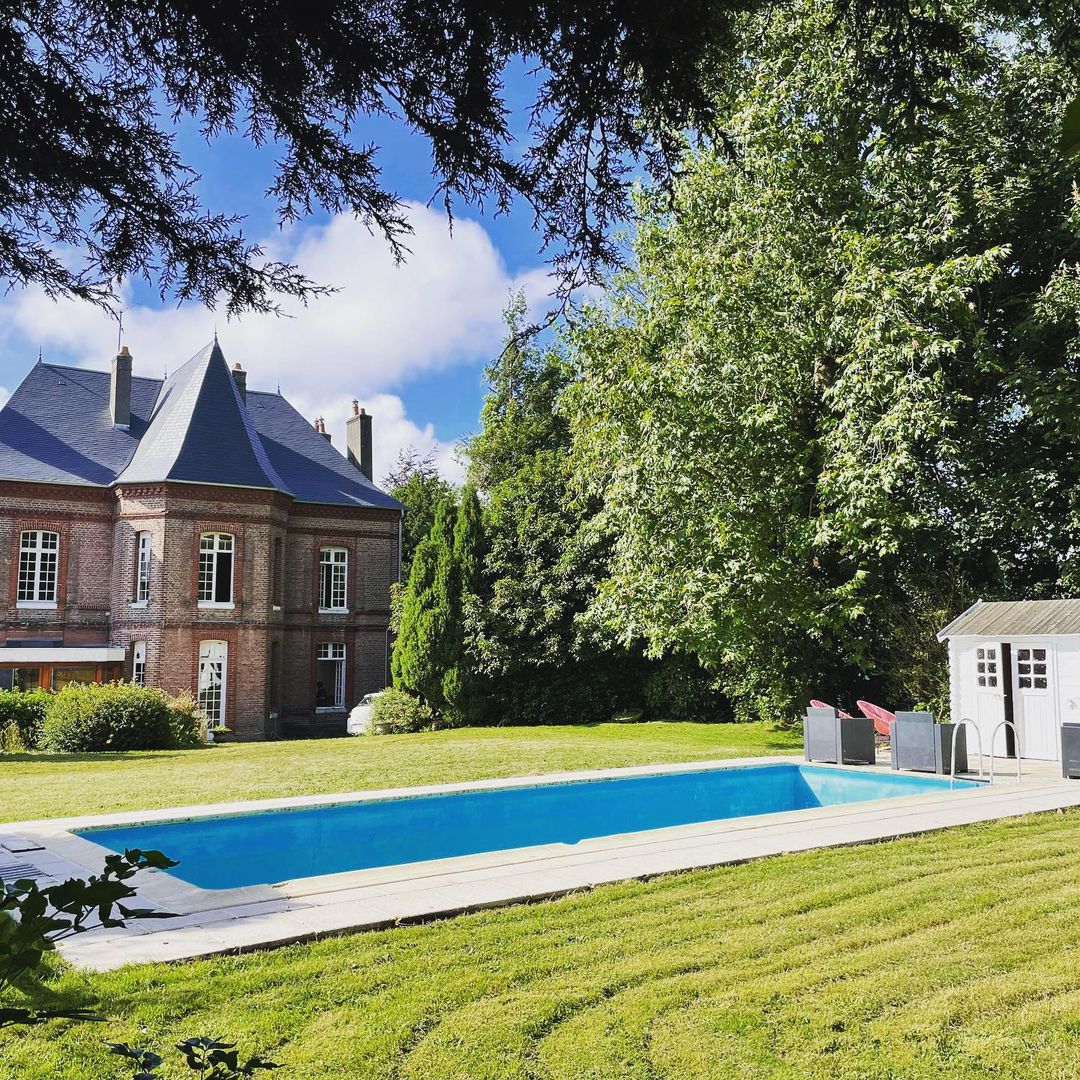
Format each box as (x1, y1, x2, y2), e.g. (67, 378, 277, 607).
(803, 706, 875, 765)
(890, 711, 967, 774)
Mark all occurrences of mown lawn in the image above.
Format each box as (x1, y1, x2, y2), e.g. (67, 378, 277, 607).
(0, 721, 800, 822)
(4, 810, 1080, 1078)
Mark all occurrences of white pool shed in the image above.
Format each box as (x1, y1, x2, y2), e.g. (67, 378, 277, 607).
(938, 599, 1080, 762)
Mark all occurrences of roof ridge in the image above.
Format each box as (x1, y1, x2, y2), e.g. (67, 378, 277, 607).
(40, 361, 163, 385)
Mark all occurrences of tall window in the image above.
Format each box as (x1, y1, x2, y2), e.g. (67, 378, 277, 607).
(198, 640, 227, 723)
(17, 530, 59, 604)
(132, 641, 147, 686)
(316, 642, 345, 709)
(135, 531, 151, 603)
(272, 537, 283, 607)
(319, 547, 348, 611)
(198, 533, 234, 606)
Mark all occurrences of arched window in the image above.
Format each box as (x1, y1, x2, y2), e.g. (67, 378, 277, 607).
(198, 533, 234, 606)
(132, 641, 147, 686)
(198, 640, 228, 723)
(319, 547, 348, 611)
(316, 642, 346, 710)
(17, 530, 59, 605)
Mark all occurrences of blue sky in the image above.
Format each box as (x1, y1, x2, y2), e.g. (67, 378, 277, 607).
(0, 65, 560, 484)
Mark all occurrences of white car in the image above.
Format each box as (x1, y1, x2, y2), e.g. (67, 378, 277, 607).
(347, 692, 385, 735)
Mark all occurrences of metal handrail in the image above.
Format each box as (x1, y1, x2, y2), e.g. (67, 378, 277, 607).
(989, 720, 1022, 784)
(951, 718, 985, 784)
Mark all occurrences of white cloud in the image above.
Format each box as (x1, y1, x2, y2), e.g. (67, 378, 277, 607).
(1, 202, 549, 482)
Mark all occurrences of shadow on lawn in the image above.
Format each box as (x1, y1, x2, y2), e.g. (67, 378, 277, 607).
(0, 746, 215, 765)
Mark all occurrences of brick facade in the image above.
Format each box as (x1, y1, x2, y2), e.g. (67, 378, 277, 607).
(0, 478, 400, 739)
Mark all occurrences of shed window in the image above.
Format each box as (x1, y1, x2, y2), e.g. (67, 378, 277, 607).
(17, 530, 59, 604)
(976, 647, 998, 688)
(1015, 646, 1049, 691)
(198, 533, 234, 605)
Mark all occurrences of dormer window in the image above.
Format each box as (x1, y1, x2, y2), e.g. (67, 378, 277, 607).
(198, 533, 234, 607)
(17, 530, 59, 606)
(319, 547, 348, 612)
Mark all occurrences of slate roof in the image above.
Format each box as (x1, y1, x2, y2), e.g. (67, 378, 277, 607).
(246, 391, 401, 509)
(0, 362, 159, 486)
(0, 344, 402, 510)
(938, 600, 1080, 639)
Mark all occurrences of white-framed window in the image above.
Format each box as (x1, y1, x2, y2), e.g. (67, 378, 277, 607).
(198, 640, 228, 723)
(1015, 646, 1050, 692)
(132, 641, 147, 686)
(17, 530, 59, 605)
(198, 533, 234, 606)
(316, 642, 346, 710)
(976, 646, 999, 689)
(135, 531, 151, 603)
(319, 547, 348, 611)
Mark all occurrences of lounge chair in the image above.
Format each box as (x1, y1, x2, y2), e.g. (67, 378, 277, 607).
(810, 698, 855, 719)
(857, 699, 895, 742)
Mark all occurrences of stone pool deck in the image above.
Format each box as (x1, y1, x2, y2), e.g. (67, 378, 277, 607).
(4, 753, 1080, 971)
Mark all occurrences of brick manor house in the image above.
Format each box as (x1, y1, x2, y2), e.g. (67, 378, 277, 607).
(0, 341, 403, 739)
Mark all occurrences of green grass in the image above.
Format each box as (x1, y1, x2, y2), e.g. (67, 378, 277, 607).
(0, 721, 800, 822)
(5, 810, 1080, 1078)
(4, 722, 1076, 1078)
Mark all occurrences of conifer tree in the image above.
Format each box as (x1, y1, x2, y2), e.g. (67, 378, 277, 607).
(442, 486, 485, 720)
(391, 497, 457, 703)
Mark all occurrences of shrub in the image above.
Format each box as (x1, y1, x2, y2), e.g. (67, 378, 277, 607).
(42, 682, 180, 752)
(0, 688, 51, 749)
(370, 687, 438, 734)
(643, 657, 732, 723)
(167, 691, 208, 748)
(0, 722, 26, 753)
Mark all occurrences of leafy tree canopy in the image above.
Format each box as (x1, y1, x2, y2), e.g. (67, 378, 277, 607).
(466, 295, 645, 723)
(566, 0, 1080, 720)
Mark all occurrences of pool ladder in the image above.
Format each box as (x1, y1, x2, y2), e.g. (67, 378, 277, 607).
(950, 718, 1022, 785)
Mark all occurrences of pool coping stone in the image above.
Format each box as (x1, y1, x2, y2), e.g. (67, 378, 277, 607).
(5, 754, 1080, 971)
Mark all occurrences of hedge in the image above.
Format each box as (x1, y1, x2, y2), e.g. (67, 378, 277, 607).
(369, 688, 438, 734)
(0, 688, 52, 750)
(41, 682, 204, 752)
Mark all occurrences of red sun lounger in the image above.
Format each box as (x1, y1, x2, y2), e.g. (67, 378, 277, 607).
(809, 699, 855, 719)
(856, 699, 896, 739)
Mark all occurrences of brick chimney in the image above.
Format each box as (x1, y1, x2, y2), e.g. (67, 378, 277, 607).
(110, 345, 132, 429)
(231, 362, 247, 403)
(345, 400, 373, 481)
(314, 416, 331, 443)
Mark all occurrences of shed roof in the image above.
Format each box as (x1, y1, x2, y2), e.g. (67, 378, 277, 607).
(937, 599, 1080, 640)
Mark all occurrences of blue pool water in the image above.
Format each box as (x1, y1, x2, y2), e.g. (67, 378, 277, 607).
(77, 764, 977, 890)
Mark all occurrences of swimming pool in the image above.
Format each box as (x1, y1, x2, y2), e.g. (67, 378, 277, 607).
(76, 764, 977, 890)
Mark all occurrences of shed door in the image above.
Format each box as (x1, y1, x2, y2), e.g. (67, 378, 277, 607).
(972, 644, 1006, 756)
(1011, 644, 1057, 760)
